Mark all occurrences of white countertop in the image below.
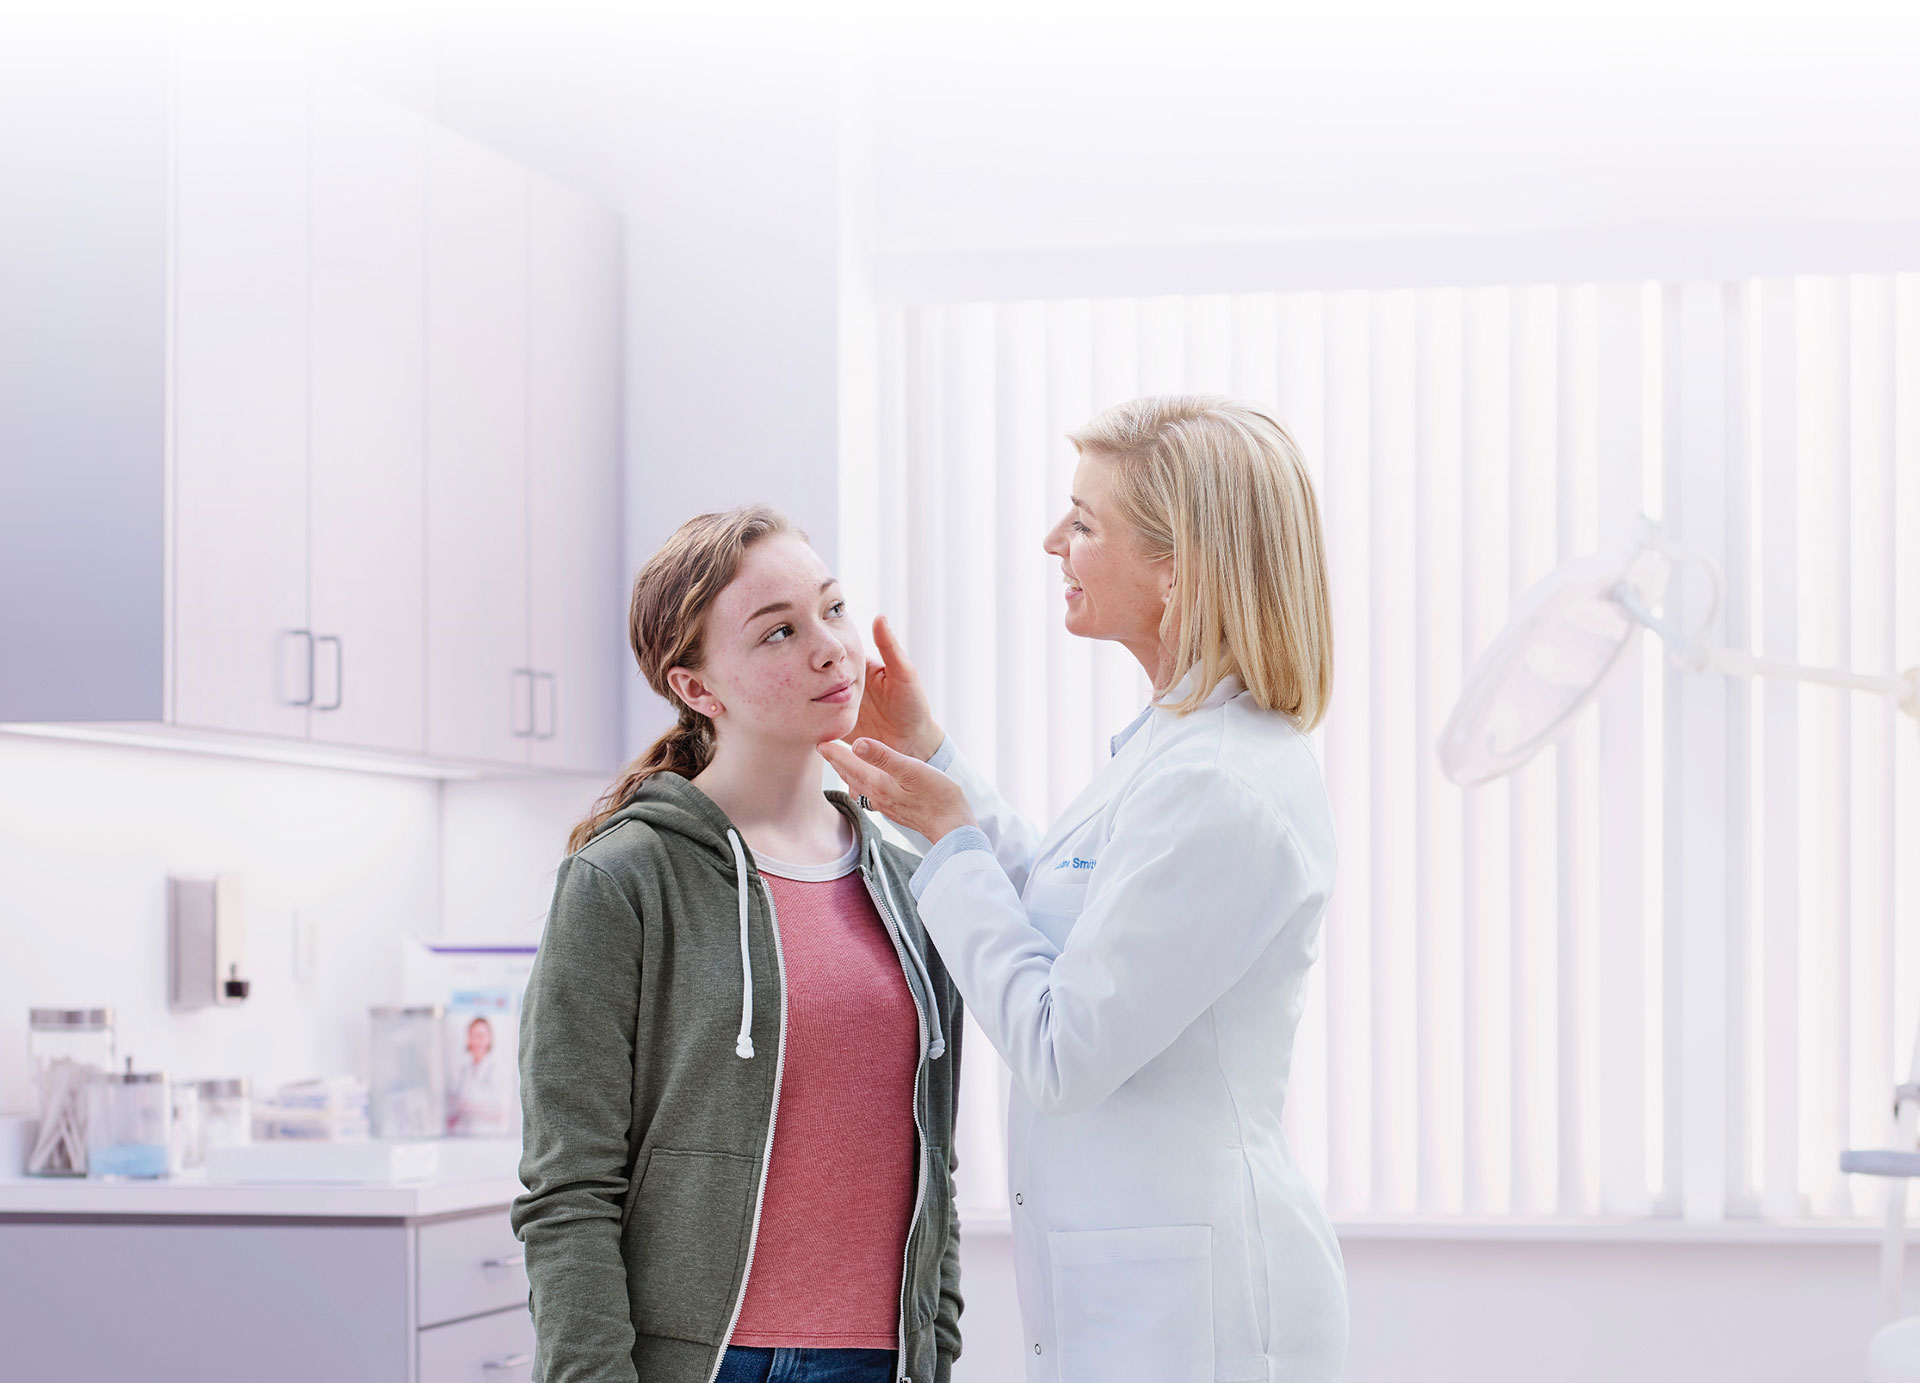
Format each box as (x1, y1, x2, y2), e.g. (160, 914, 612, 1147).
(0, 1131, 526, 1219)
(0, 1169, 523, 1219)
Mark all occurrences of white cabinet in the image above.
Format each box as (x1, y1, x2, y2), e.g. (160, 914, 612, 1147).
(171, 51, 434, 753)
(0, 38, 622, 773)
(309, 73, 429, 755)
(417, 1209, 534, 1327)
(426, 131, 533, 766)
(170, 45, 313, 740)
(419, 1307, 536, 1383)
(528, 181, 625, 775)
(425, 142, 627, 775)
(0, 1203, 532, 1383)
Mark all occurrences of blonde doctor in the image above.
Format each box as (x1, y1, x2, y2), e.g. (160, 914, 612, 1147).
(819, 395, 1346, 1383)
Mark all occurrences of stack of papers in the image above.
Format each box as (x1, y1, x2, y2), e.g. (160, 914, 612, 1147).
(253, 1076, 370, 1142)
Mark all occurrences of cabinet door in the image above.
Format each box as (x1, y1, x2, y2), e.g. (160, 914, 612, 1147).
(417, 1307, 534, 1383)
(415, 1211, 529, 1328)
(425, 130, 530, 764)
(528, 180, 624, 775)
(308, 75, 427, 753)
(170, 45, 311, 737)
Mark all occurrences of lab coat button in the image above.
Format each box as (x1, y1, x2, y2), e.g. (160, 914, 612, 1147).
(1034, 1343, 1043, 1355)
(1015, 1192, 1023, 1204)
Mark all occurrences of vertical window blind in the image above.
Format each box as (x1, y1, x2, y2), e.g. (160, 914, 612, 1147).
(840, 278, 1920, 1223)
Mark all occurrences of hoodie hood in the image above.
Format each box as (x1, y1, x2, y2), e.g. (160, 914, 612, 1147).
(583, 770, 943, 1062)
(587, 771, 884, 864)
(586, 769, 745, 862)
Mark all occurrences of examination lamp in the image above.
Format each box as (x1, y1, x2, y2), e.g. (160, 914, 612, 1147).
(1437, 519, 1920, 1380)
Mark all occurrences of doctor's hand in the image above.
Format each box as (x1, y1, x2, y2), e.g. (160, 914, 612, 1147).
(819, 737, 977, 844)
(847, 615, 945, 761)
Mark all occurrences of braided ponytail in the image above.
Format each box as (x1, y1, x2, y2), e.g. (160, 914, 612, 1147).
(567, 506, 796, 855)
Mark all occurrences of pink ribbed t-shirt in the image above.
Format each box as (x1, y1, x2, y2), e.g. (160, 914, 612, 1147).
(729, 837, 921, 1350)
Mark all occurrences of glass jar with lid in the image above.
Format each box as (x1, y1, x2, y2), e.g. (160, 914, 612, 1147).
(87, 1060, 172, 1180)
(369, 1005, 446, 1138)
(196, 1078, 252, 1152)
(169, 1081, 202, 1172)
(26, 1008, 115, 1176)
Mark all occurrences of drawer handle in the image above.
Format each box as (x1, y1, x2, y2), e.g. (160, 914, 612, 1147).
(481, 1253, 525, 1269)
(482, 1353, 531, 1371)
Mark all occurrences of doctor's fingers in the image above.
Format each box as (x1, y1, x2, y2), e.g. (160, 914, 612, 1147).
(870, 614, 917, 679)
(818, 740, 897, 807)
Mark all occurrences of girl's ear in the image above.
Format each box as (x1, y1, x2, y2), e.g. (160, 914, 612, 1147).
(666, 667, 723, 719)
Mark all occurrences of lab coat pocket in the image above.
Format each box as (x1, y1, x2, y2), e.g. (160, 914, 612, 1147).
(1049, 1224, 1215, 1383)
(1025, 858, 1095, 944)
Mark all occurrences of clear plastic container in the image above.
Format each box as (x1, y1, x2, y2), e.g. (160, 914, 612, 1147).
(26, 1008, 116, 1176)
(368, 1005, 445, 1139)
(197, 1078, 251, 1152)
(169, 1080, 202, 1172)
(87, 1061, 171, 1180)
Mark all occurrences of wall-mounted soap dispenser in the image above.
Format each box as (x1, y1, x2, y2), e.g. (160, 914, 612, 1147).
(169, 876, 250, 1009)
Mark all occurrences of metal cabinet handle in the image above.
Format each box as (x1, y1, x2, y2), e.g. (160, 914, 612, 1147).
(534, 672, 557, 741)
(481, 1354, 531, 1371)
(480, 1253, 525, 1269)
(283, 630, 316, 707)
(511, 669, 536, 738)
(315, 635, 343, 712)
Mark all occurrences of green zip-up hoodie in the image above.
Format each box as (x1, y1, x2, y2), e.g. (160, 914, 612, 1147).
(513, 772, 964, 1383)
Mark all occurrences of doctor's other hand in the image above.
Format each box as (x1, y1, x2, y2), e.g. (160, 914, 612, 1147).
(847, 615, 944, 761)
(819, 738, 976, 844)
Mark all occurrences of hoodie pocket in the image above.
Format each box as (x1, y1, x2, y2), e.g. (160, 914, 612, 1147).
(1049, 1225, 1215, 1383)
(624, 1147, 758, 1344)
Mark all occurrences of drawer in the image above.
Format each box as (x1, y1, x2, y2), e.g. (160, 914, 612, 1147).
(417, 1211, 529, 1328)
(419, 1305, 534, 1383)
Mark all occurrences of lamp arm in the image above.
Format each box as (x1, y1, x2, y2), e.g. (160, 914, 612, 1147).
(1696, 647, 1920, 716)
(1610, 584, 1920, 720)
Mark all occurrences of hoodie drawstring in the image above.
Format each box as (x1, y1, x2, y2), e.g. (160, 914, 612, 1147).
(726, 830, 756, 1060)
(870, 845, 947, 1061)
(728, 826, 942, 1065)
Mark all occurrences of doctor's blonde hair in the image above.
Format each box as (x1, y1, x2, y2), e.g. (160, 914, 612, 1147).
(1070, 395, 1333, 730)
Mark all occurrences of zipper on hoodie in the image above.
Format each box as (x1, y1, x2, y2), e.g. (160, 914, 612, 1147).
(860, 843, 934, 1383)
(704, 880, 789, 1383)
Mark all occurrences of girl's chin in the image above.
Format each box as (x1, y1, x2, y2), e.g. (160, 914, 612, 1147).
(812, 702, 861, 741)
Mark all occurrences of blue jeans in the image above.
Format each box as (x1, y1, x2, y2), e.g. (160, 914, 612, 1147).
(714, 1346, 897, 1383)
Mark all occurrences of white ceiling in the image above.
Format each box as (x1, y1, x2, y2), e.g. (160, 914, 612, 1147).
(62, 3, 1920, 258)
(863, 15, 1920, 253)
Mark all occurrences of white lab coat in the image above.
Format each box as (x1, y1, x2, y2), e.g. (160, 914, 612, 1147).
(907, 673, 1346, 1383)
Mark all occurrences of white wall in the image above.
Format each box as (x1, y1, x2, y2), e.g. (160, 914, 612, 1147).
(0, 732, 599, 1117)
(1339, 1237, 1889, 1383)
(438, 774, 607, 944)
(0, 733, 438, 1113)
(952, 1226, 1899, 1383)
